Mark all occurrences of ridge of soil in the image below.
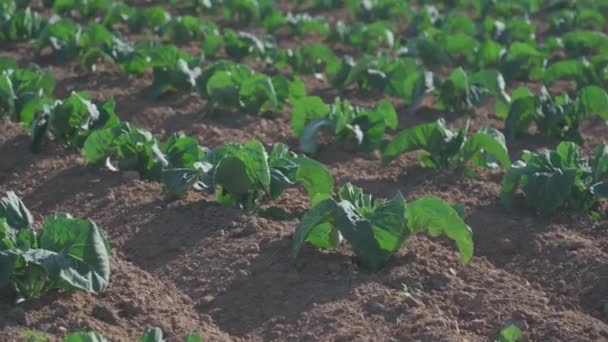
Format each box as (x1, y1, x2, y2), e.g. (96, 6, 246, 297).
(2, 3, 608, 341)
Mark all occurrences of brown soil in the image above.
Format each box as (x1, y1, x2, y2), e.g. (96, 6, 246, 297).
(2, 4, 608, 342)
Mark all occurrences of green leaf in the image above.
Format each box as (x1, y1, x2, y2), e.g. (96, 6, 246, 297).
(592, 144, 608, 182)
(239, 75, 278, 114)
(505, 96, 537, 139)
(213, 157, 253, 195)
(82, 128, 118, 164)
(496, 324, 522, 342)
(161, 167, 205, 198)
(382, 120, 444, 164)
(65, 332, 109, 342)
(463, 128, 510, 169)
(578, 86, 608, 119)
(139, 327, 164, 342)
(590, 182, 608, 198)
(241, 140, 271, 193)
(292, 199, 339, 258)
(184, 335, 204, 342)
(407, 196, 473, 263)
(334, 194, 406, 271)
(0, 191, 34, 231)
(294, 157, 334, 206)
(501, 161, 527, 209)
(0, 249, 21, 289)
(38, 214, 111, 292)
(291, 96, 330, 137)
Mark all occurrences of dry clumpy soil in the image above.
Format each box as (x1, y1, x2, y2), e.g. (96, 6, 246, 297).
(2, 3, 608, 342)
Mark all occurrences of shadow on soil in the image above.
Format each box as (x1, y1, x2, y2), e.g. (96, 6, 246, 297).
(120, 199, 243, 271)
(20, 165, 124, 216)
(204, 238, 376, 337)
(468, 203, 608, 322)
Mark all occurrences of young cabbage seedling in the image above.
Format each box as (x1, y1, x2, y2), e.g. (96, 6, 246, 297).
(502, 142, 608, 215)
(292, 183, 473, 271)
(0, 192, 111, 303)
(382, 119, 510, 176)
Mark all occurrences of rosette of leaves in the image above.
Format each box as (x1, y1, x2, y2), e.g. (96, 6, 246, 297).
(347, 0, 413, 22)
(504, 86, 608, 143)
(502, 142, 608, 215)
(223, 29, 275, 61)
(401, 32, 479, 68)
(498, 42, 546, 82)
(147, 45, 203, 98)
(0, 61, 55, 124)
(82, 122, 170, 181)
(199, 60, 305, 116)
(0, 192, 111, 302)
(562, 31, 608, 58)
(382, 119, 510, 176)
(285, 12, 329, 37)
(0, 8, 45, 42)
(333, 56, 431, 106)
(434, 68, 502, 113)
(489, 18, 536, 46)
(36, 19, 120, 70)
(542, 57, 606, 90)
(283, 43, 340, 75)
(82, 123, 208, 191)
(549, 9, 606, 34)
(52, 0, 113, 19)
(163, 15, 206, 44)
(162, 141, 334, 214)
(332, 21, 395, 52)
(292, 183, 473, 271)
(79, 26, 132, 72)
(101, 2, 147, 33)
(31, 92, 120, 152)
(291, 96, 397, 153)
(35, 18, 81, 60)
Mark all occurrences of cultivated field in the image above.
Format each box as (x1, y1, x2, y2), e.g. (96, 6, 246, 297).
(1, 0, 608, 341)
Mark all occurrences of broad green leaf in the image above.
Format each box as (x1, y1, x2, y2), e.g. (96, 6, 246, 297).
(294, 157, 334, 206)
(39, 214, 111, 292)
(464, 129, 510, 169)
(292, 199, 339, 258)
(382, 121, 443, 164)
(291, 96, 330, 137)
(407, 196, 473, 263)
(162, 168, 203, 197)
(239, 75, 278, 114)
(140, 327, 164, 342)
(592, 144, 608, 181)
(83, 128, 118, 164)
(241, 140, 271, 193)
(65, 332, 109, 342)
(578, 86, 608, 119)
(0, 191, 34, 231)
(523, 167, 577, 215)
(544, 59, 587, 86)
(334, 200, 389, 270)
(184, 335, 204, 342)
(505, 96, 537, 139)
(496, 324, 522, 342)
(213, 157, 253, 195)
